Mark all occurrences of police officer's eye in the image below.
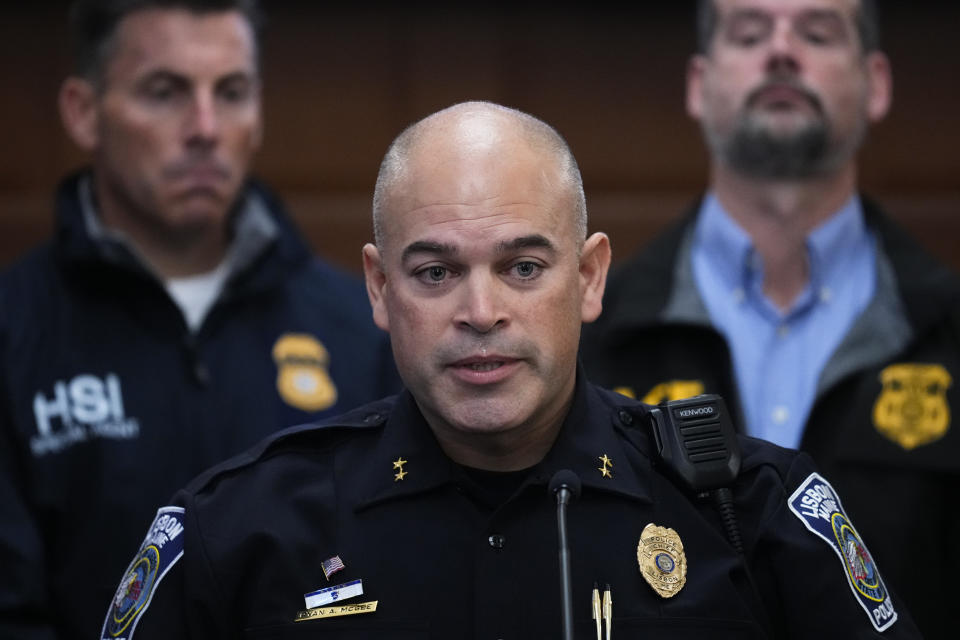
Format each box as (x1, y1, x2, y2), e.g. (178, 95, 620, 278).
(415, 265, 448, 284)
(512, 262, 541, 279)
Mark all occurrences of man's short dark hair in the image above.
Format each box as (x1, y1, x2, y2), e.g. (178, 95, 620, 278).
(695, 0, 880, 55)
(68, 0, 264, 82)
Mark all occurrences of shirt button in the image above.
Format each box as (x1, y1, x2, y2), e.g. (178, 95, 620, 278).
(617, 410, 633, 426)
(772, 406, 789, 424)
(819, 286, 832, 303)
(777, 325, 789, 338)
(488, 534, 506, 549)
(732, 287, 746, 303)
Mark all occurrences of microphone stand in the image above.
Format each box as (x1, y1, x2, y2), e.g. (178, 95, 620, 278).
(549, 470, 581, 640)
(556, 485, 574, 640)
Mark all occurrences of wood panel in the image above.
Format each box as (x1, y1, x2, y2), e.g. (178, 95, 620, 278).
(1, 3, 957, 274)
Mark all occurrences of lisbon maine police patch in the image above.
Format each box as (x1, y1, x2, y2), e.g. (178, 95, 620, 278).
(101, 506, 186, 639)
(788, 473, 897, 632)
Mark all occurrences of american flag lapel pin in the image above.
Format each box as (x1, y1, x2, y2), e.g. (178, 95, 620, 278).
(321, 555, 345, 581)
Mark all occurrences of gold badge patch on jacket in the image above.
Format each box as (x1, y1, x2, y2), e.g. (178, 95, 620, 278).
(273, 333, 338, 411)
(641, 380, 705, 405)
(637, 523, 686, 598)
(872, 363, 952, 450)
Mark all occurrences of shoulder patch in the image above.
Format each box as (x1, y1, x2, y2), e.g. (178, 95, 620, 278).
(788, 473, 897, 632)
(101, 507, 186, 639)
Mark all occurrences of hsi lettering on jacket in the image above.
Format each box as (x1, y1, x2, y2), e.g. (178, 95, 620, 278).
(30, 373, 139, 456)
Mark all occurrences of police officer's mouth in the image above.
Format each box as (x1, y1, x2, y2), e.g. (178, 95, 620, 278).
(451, 355, 512, 369)
(447, 356, 521, 383)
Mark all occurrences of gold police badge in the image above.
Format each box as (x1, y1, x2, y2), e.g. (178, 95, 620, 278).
(872, 363, 952, 450)
(637, 523, 687, 598)
(273, 334, 338, 412)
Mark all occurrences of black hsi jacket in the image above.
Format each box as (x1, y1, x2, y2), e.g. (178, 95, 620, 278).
(0, 171, 401, 640)
(580, 197, 960, 640)
(104, 375, 921, 639)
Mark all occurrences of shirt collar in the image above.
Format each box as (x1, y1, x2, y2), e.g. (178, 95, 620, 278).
(694, 192, 867, 315)
(77, 175, 279, 280)
(693, 193, 754, 296)
(806, 195, 867, 293)
(354, 370, 653, 511)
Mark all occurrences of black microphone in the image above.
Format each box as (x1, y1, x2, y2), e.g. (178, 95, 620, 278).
(549, 470, 582, 640)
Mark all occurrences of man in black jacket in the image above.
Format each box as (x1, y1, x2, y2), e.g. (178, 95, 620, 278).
(0, 2, 399, 638)
(581, 2, 960, 637)
(101, 100, 921, 639)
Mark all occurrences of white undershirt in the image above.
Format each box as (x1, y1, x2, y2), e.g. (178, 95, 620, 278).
(165, 260, 231, 332)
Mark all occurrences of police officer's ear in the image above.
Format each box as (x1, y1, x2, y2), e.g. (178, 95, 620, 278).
(59, 76, 99, 152)
(362, 243, 390, 332)
(580, 231, 611, 324)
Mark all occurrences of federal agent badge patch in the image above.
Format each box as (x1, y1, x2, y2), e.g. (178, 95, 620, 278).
(641, 380, 705, 405)
(273, 333, 338, 412)
(101, 507, 185, 639)
(788, 473, 897, 632)
(872, 363, 951, 450)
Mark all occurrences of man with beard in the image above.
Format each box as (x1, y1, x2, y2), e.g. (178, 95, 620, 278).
(0, 1, 399, 638)
(581, 1, 960, 638)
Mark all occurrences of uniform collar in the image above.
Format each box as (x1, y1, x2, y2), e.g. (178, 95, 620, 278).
(536, 384, 654, 504)
(354, 369, 654, 511)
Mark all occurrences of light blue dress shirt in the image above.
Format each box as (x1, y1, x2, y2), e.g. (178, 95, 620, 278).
(691, 193, 877, 448)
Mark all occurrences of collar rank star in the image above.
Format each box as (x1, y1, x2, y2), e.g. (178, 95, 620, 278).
(637, 523, 687, 598)
(393, 457, 408, 481)
(598, 454, 613, 478)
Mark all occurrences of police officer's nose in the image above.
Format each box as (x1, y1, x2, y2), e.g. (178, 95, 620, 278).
(455, 273, 507, 334)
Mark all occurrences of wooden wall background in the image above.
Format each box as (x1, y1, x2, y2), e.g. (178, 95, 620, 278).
(1, 2, 957, 274)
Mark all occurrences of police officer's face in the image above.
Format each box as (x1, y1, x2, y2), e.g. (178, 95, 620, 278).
(63, 8, 262, 236)
(686, 0, 890, 177)
(364, 113, 608, 463)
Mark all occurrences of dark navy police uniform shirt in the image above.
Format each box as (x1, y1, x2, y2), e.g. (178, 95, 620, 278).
(103, 375, 922, 639)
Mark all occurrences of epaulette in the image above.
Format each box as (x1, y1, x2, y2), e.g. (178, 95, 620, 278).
(183, 395, 398, 494)
(592, 384, 654, 429)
